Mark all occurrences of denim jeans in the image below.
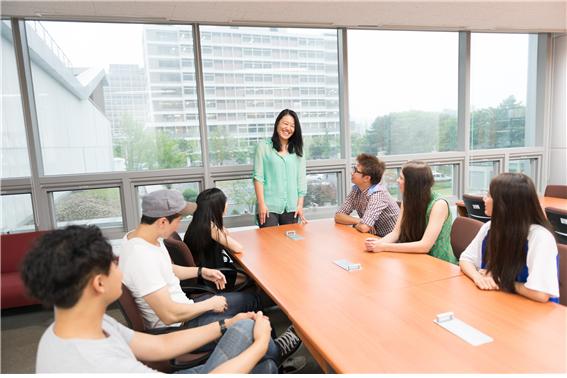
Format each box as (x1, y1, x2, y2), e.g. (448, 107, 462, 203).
(183, 291, 280, 360)
(176, 319, 278, 374)
(184, 291, 261, 328)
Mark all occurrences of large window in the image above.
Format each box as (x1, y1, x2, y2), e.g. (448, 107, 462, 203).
(201, 26, 341, 166)
(1, 194, 35, 233)
(469, 160, 500, 194)
(215, 179, 256, 216)
(137, 181, 201, 206)
(1, 20, 30, 178)
(52, 188, 123, 229)
(348, 30, 458, 157)
(384, 164, 457, 200)
(304, 172, 339, 208)
(1, 18, 551, 236)
(25, 21, 201, 175)
(509, 158, 537, 182)
(470, 33, 536, 149)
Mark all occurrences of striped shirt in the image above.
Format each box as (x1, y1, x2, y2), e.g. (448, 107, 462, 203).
(336, 184, 400, 236)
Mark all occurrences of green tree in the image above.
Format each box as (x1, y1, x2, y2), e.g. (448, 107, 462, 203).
(183, 187, 198, 202)
(154, 131, 186, 169)
(209, 126, 238, 165)
(304, 180, 336, 207)
(114, 115, 156, 170)
(308, 132, 339, 159)
(223, 180, 256, 214)
(470, 95, 525, 149)
(438, 112, 458, 151)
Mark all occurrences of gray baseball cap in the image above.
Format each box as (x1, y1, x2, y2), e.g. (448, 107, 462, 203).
(141, 189, 193, 217)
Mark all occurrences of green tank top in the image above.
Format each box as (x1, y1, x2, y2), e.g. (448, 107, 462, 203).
(425, 192, 457, 264)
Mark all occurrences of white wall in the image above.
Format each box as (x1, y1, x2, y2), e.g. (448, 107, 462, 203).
(548, 34, 567, 185)
(1, 37, 30, 178)
(32, 59, 114, 175)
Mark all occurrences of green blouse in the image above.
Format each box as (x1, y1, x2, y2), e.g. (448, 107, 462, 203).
(252, 139, 307, 214)
(425, 192, 457, 264)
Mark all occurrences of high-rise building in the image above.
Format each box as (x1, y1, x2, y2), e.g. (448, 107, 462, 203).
(103, 64, 149, 141)
(143, 25, 341, 164)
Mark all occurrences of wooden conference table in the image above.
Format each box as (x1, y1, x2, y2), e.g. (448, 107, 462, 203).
(231, 219, 566, 373)
(456, 195, 567, 217)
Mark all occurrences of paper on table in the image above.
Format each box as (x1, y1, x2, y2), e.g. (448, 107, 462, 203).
(433, 312, 493, 346)
(334, 259, 362, 271)
(285, 230, 304, 240)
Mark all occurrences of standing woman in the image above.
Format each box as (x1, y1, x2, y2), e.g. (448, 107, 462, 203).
(364, 160, 457, 264)
(459, 173, 559, 303)
(253, 109, 308, 227)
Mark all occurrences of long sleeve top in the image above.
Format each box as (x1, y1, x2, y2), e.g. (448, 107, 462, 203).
(252, 139, 307, 214)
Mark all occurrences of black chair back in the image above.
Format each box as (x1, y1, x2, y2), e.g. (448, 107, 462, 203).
(546, 207, 567, 244)
(463, 194, 491, 223)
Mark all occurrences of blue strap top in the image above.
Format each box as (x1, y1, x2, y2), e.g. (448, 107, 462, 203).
(481, 233, 559, 303)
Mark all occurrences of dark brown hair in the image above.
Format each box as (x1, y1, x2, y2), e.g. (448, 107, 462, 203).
(484, 173, 552, 293)
(356, 153, 386, 185)
(399, 161, 434, 243)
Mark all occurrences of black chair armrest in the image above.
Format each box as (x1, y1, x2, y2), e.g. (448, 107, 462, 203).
(217, 267, 252, 292)
(180, 283, 218, 296)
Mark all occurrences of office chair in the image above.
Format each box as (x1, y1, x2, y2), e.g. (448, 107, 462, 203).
(544, 185, 567, 199)
(558, 243, 567, 306)
(545, 207, 567, 244)
(450, 216, 483, 260)
(462, 194, 491, 223)
(164, 232, 252, 293)
(116, 284, 210, 372)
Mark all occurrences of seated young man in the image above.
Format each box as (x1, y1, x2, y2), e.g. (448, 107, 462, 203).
(20, 225, 278, 373)
(119, 189, 301, 362)
(335, 153, 400, 236)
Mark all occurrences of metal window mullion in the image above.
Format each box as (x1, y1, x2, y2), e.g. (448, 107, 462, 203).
(11, 19, 52, 230)
(458, 31, 471, 197)
(537, 34, 552, 193)
(192, 24, 213, 188)
(337, 28, 350, 202)
(122, 177, 137, 233)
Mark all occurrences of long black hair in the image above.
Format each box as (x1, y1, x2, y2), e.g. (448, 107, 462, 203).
(183, 188, 227, 267)
(484, 173, 552, 293)
(399, 160, 434, 243)
(271, 109, 303, 157)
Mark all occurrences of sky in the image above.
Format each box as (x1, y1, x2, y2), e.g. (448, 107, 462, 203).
(38, 21, 530, 124)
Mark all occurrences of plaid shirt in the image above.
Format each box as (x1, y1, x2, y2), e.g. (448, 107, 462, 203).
(336, 184, 400, 236)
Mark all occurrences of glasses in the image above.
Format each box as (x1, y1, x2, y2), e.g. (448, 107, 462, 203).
(352, 165, 364, 175)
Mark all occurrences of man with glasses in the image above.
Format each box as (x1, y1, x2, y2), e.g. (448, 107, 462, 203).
(335, 154, 400, 236)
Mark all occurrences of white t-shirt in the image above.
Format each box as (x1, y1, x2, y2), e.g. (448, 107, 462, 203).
(460, 221, 559, 298)
(36, 314, 156, 373)
(119, 233, 193, 329)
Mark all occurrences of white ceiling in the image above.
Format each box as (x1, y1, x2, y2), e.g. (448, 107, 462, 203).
(1, 0, 566, 33)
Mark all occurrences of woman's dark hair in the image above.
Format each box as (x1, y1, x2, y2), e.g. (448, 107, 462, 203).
(399, 160, 434, 243)
(183, 188, 227, 267)
(271, 109, 303, 157)
(483, 173, 552, 293)
(20, 225, 115, 309)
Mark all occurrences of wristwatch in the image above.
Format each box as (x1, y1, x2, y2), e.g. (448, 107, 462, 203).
(218, 319, 227, 335)
(197, 266, 203, 278)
